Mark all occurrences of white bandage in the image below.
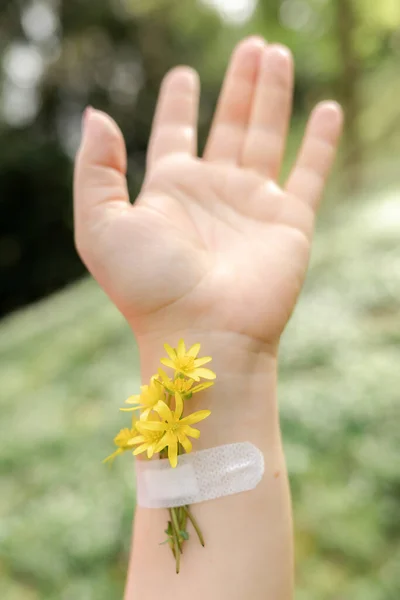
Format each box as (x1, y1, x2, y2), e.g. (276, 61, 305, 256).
(135, 442, 264, 508)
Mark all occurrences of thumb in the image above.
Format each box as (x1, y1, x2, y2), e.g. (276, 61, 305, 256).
(74, 108, 129, 248)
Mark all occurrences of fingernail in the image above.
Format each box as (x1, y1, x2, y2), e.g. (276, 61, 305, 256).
(243, 35, 266, 47)
(237, 35, 267, 55)
(320, 101, 344, 123)
(268, 44, 291, 56)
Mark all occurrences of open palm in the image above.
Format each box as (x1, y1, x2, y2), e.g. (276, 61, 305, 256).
(74, 38, 342, 346)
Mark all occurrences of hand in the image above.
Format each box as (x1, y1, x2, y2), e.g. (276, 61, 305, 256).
(74, 37, 343, 350)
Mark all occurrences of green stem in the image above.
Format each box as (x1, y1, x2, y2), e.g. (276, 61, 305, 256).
(168, 510, 181, 573)
(170, 508, 183, 552)
(183, 505, 205, 547)
(169, 525, 176, 559)
(180, 506, 188, 535)
(178, 506, 186, 531)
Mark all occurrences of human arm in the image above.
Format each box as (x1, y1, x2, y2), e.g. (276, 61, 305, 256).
(74, 36, 343, 600)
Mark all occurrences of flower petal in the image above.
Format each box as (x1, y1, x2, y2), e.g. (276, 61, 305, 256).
(192, 367, 216, 380)
(174, 392, 184, 420)
(185, 371, 200, 381)
(151, 378, 165, 395)
(177, 339, 186, 359)
(191, 382, 214, 394)
(126, 435, 145, 446)
(164, 343, 177, 360)
(178, 431, 193, 453)
(168, 439, 178, 468)
(193, 356, 212, 367)
(120, 407, 139, 412)
(125, 394, 141, 404)
(160, 358, 176, 370)
(157, 368, 171, 385)
(114, 428, 133, 445)
(133, 443, 149, 456)
(182, 425, 201, 439)
(154, 400, 174, 423)
(187, 342, 201, 358)
(103, 448, 123, 463)
(181, 409, 211, 426)
(138, 420, 166, 431)
(154, 433, 169, 454)
(139, 408, 152, 421)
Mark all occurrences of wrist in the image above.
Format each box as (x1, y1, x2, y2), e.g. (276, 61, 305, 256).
(135, 329, 280, 453)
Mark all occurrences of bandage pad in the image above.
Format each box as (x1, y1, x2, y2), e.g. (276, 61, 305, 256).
(135, 442, 264, 508)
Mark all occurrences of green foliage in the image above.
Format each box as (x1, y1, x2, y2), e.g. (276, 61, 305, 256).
(1, 185, 399, 598)
(280, 188, 400, 598)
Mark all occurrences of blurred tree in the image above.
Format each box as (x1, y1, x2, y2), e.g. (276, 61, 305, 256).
(336, 0, 363, 190)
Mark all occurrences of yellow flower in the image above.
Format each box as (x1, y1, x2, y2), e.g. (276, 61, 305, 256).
(160, 339, 216, 382)
(138, 392, 211, 468)
(157, 368, 214, 397)
(131, 415, 167, 459)
(122, 377, 165, 420)
(103, 427, 137, 463)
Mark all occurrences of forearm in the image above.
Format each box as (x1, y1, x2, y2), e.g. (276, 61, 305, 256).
(124, 330, 293, 600)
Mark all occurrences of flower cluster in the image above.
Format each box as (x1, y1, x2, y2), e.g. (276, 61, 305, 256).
(104, 339, 216, 573)
(104, 339, 215, 468)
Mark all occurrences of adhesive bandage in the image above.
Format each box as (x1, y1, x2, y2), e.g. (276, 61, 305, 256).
(135, 442, 264, 508)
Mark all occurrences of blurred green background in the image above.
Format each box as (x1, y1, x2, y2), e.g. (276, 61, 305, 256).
(1, 0, 400, 598)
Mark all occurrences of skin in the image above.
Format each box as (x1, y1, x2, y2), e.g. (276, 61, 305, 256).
(74, 37, 343, 600)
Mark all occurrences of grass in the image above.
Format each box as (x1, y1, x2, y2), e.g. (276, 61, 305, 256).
(1, 186, 400, 599)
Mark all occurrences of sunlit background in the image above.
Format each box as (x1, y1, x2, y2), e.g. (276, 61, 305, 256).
(1, 1, 400, 599)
